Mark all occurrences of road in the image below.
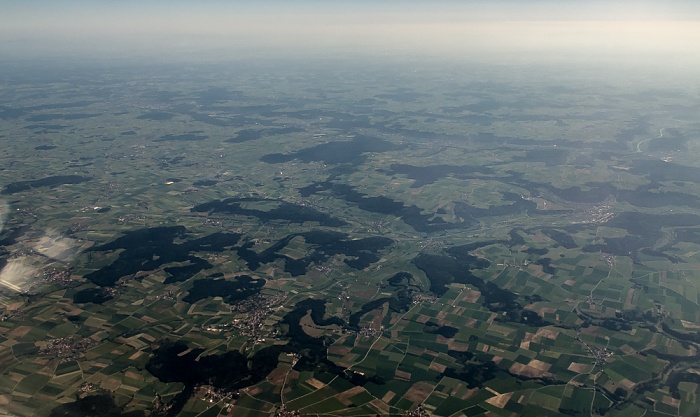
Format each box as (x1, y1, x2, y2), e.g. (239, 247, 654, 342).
(636, 128, 665, 153)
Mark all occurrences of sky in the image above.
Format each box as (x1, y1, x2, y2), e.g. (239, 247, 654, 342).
(1, 1, 699, 66)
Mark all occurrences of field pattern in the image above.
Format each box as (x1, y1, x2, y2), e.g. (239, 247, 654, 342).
(1, 59, 700, 417)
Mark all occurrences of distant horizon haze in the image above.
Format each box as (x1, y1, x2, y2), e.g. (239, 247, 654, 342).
(1, 1, 698, 77)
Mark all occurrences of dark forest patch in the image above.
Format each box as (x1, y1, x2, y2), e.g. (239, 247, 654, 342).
(183, 275, 265, 304)
(235, 230, 392, 276)
(83, 227, 240, 287)
(191, 198, 347, 227)
(26, 113, 100, 122)
(414, 248, 549, 326)
(163, 258, 212, 284)
(49, 393, 144, 417)
(388, 163, 493, 188)
(193, 179, 218, 186)
(581, 212, 700, 259)
(136, 111, 176, 121)
(541, 229, 578, 249)
(2, 175, 91, 195)
(155, 133, 208, 142)
(226, 126, 304, 143)
(73, 288, 113, 304)
(298, 181, 462, 232)
(423, 321, 458, 338)
(260, 135, 403, 165)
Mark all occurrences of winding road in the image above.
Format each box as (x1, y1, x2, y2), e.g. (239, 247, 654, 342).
(636, 128, 665, 153)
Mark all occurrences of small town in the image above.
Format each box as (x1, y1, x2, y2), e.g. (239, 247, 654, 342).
(206, 293, 288, 340)
(39, 267, 72, 286)
(39, 335, 94, 360)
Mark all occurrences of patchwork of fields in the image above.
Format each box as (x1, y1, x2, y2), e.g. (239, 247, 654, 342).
(1, 59, 699, 417)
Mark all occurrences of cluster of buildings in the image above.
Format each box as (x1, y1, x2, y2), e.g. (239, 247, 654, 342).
(0, 308, 23, 322)
(151, 290, 175, 301)
(193, 384, 238, 409)
(78, 382, 97, 394)
(359, 325, 383, 337)
(577, 201, 615, 225)
(407, 404, 430, 417)
(602, 253, 616, 268)
(151, 394, 174, 415)
(412, 293, 437, 304)
(586, 295, 604, 306)
(39, 335, 94, 360)
(274, 405, 301, 417)
(590, 347, 614, 366)
(576, 333, 614, 366)
(116, 214, 146, 224)
(419, 239, 445, 251)
(39, 268, 72, 286)
(206, 294, 286, 340)
(314, 265, 333, 277)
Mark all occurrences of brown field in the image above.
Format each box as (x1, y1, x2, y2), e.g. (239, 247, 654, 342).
(266, 367, 288, 386)
(567, 362, 592, 373)
(509, 361, 551, 378)
(370, 310, 384, 329)
(395, 370, 412, 381)
(528, 359, 551, 372)
(415, 314, 431, 324)
(305, 378, 326, 390)
(617, 378, 636, 390)
(534, 306, 557, 316)
(620, 345, 637, 355)
(535, 328, 560, 340)
(528, 264, 545, 276)
(446, 339, 469, 351)
(336, 386, 366, 406)
(328, 345, 351, 356)
(403, 381, 435, 404)
(461, 387, 478, 400)
(381, 391, 396, 403)
(368, 399, 390, 414)
(427, 359, 445, 372)
(681, 320, 700, 330)
(644, 333, 660, 350)
(300, 311, 341, 338)
(124, 370, 142, 380)
(281, 370, 299, 396)
(486, 312, 498, 324)
(662, 395, 680, 407)
(486, 392, 514, 408)
(461, 289, 481, 304)
(354, 288, 379, 300)
(7, 326, 31, 338)
(336, 352, 359, 367)
(99, 375, 122, 391)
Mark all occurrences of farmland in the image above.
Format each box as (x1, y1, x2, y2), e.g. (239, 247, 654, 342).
(1, 56, 700, 417)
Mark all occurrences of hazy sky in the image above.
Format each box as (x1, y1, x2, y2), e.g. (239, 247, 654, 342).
(1, 1, 699, 65)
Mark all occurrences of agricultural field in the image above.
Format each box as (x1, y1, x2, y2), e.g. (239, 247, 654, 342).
(1, 52, 700, 417)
